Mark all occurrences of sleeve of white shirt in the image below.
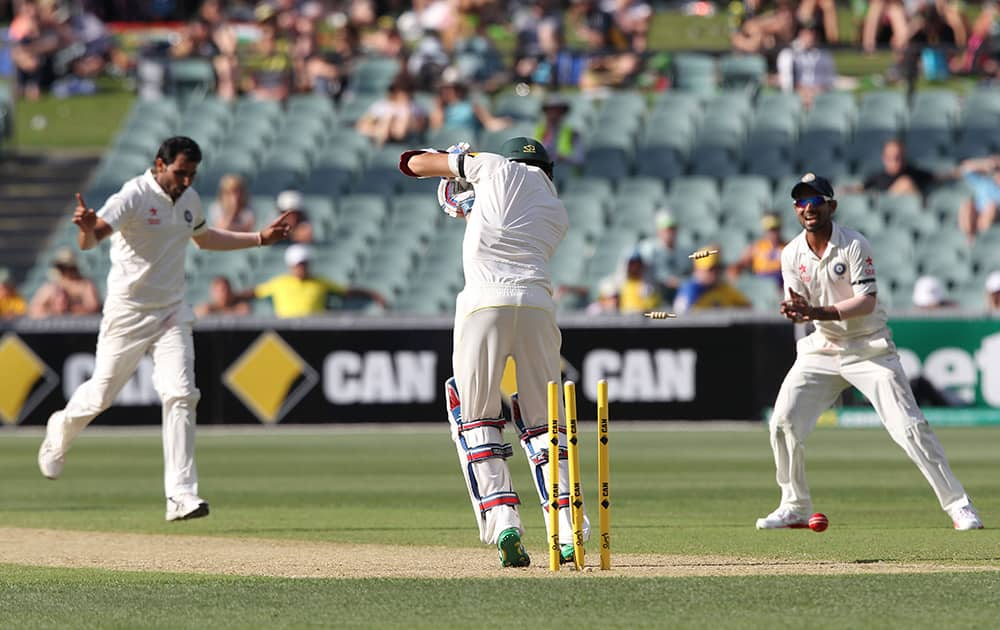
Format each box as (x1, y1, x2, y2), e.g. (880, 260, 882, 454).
(189, 191, 209, 236)
(776, 47, 795, 92)
(96, 180, 143, 231)
(447, 152, 505, 184)
(848, 235, 879, 296)
(780, 244, 808, 300)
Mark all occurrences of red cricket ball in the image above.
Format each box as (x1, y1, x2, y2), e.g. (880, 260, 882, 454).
(809, 512, 829, 532)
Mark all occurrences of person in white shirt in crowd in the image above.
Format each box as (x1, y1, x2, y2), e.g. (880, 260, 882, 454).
(38, 136, 292, 522)
(911, 275, 957, 310)
(986, 271, 1000, 313)
(776, 19, 836, 109)
(757, 172, 983, 532)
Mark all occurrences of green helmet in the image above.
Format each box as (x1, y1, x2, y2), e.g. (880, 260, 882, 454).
(500, 136, 552, 168)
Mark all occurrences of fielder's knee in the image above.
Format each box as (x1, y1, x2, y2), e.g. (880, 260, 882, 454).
(158, 387, 201, 408)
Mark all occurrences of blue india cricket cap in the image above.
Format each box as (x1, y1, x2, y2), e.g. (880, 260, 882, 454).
(791, 172, 835, 199)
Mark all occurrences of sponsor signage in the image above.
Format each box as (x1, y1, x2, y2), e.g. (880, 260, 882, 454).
(1, 318, 794, 425)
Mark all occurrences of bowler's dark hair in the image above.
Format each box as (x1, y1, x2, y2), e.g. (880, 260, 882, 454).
(156, 136, 202, 165)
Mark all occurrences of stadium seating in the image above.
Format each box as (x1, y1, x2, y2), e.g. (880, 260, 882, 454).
(49, 76, 1000, 316)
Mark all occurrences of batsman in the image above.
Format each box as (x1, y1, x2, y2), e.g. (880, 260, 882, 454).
(399, 137, 590, 568)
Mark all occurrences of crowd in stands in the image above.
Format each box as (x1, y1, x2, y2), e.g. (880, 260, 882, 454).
(9, 1, 1000, 319)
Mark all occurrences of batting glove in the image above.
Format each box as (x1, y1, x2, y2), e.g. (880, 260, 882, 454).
(438, 178, 475, 218)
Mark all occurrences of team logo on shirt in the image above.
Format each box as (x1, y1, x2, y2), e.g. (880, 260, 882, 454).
(864, 256, 876, 275)
(798, 263, 810, 283)
(833, 262, 847, 276)
(147, 207, 160, 225)
(184, 209, 193, 223)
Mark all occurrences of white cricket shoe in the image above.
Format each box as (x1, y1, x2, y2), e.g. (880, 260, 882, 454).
(950, 504, 984, 531)
(755, 508, 810, 529)
(38, 414, 67, 480)
(166, 494, 210, 522)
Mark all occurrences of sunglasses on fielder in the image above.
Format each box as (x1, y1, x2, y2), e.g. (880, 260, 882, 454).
(794, 195, 829, 208)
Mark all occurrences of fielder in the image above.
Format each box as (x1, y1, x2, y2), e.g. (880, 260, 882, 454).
(757, 172, 983, 531)
(38, 136, 291, 521)
(399, 137, 590, 567)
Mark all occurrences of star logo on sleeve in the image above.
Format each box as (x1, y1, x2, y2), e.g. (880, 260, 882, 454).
(864, 256, 876, 275)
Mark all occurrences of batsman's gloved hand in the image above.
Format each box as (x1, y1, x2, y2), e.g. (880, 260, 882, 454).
(446, 142, 472, 155)
(438, 178, 475, 218)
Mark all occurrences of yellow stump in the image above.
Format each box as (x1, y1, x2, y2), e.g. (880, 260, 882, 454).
(597, 379, 611, 570)
(565, 381, 585, 570)
(547, 380, 561, 572)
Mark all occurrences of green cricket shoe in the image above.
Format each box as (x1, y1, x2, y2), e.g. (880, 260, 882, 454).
(559, 543, 576, 565)
(497, 528, 531, 568)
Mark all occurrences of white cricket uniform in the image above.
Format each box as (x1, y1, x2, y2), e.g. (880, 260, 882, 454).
(445, 151, 590, 545)
(768, 222, 973, 515)
(45, 169, 208, 498)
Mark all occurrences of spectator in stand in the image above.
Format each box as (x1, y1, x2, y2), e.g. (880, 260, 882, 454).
(171, 17, 238, 100)
(912, 275, 957, 310)
(407, 30, 451, 91)
(56, 2, 131, 95)
(0, 268, 28, 320)
(673, 248, 752, 315)
(952, 1, 999, 76)
(617, 251, 661, 315)
(10, 0, 62, 100)
(274, 190, 315, 244)
(797, 0, 839, 44)
(29, 285, 73, 318)
(355, 76, 427, 147)
(727, 213, 786, 290)
(194, 276, 250, 317)
(397, 0, 461, 50)
(731, 0, 797, 58)
(776, 19, 836, 110)
(863, 0, 966, 55)
(534, 95, 583, 170)
(571, 0, 643, 89)
(608, 0, 654, 53)
(363, 16, 407, 59)
(862, 0, 912, 52)
(571, 0, 629, 53)
(515, 19, 588, 89)
(956, 155, 1000, 244)
(861, 139, 936, 199)
(428, 76, 511, 134)
(451, 20, 509, 92)
(234, 244, 386, 318)
(986, 271, 1000, 312)
(628, 209, 691, 304)
(240, 17, 293, 101)
(585, 277, 620, 316)
(28, 248, 101, 317)
(208, 175, 256, 233)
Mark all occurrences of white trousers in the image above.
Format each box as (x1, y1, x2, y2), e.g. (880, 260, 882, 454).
(453, 300, 588, 545)
(49, 302, 200, 498)
(768, 331, 970, 515)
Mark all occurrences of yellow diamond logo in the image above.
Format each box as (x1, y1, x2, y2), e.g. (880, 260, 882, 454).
(223, 332, 318, 424)
(0, 333, 59, 426)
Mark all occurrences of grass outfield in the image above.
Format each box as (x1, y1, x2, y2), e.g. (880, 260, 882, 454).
(1, 426, 999, 628)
